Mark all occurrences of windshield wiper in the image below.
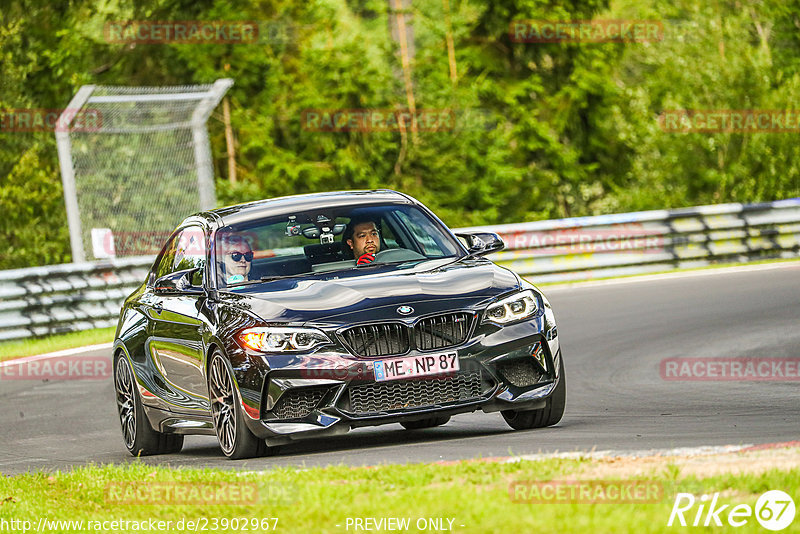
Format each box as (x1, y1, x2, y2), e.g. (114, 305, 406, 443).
(259, 271, 329, 283)
(223, 271, 325, 287)
(229, 259, 433, 286)
(225, 278, 268, 287)
(426, 253, 480, 272)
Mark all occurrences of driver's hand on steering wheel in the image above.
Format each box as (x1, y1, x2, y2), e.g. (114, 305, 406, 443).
(356, 253, 376, 265)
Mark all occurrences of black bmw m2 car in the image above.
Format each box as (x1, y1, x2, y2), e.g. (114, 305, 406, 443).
(113, 190, 565, 459)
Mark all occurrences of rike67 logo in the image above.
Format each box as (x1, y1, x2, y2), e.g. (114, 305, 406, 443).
(668, 490, 795, 531)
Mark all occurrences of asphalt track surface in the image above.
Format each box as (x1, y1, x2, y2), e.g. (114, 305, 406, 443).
(1, 263, 798, 474)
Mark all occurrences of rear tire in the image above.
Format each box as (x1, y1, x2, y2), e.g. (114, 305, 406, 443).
(114, 352, 184, 456)
(400, 415, 451, 430)
(208, 351, 267, 459)
(501, 355, 566, 430)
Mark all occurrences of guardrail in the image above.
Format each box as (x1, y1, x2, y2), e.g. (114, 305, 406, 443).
(1, 199, 798, 342)
(461, 197, 800, 283)
(0, 257, 153, 342)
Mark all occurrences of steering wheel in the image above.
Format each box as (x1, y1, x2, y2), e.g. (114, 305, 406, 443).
(374, 248, 426, 263)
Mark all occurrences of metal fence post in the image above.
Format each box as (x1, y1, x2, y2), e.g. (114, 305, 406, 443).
(192, 79, 234, 211)
(55, 85, 96, 264)
(55, 80, 233, 260)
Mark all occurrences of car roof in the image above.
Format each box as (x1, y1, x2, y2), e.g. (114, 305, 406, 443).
(197, 189, 415, 227)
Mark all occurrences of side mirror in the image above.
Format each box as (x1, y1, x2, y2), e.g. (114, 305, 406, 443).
(455, 232, 505, 256)
(154, 267, 205, 295)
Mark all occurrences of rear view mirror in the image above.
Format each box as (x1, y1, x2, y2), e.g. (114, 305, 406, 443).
(154, 267, 204, 294)
(455, 232, 505, 256)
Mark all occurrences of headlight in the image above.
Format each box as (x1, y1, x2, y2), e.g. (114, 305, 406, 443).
(483, 290, 539, 325)
(237, 327, 331, 353)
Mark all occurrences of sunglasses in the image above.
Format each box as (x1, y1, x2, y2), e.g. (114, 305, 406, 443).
(229, 251, 253, 262)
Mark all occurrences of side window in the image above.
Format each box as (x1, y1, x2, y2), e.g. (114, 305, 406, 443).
(173, 227, 207, 273)
(379, 217, 400, 249)
(152, 236, 180, 283)
(396, 210, 447, 257)
(150, 226, 206, 284)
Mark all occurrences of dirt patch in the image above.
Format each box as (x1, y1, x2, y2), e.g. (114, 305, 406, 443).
(574, 446, 800, 480)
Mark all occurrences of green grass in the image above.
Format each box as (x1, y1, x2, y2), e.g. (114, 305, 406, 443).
(0, 459, 797, 533)
(0, 327, 116, 362)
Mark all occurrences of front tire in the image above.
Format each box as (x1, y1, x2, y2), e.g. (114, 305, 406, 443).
(114, 352, 183, 456)
(208, 351, 267, 459)
(501, 354, 566, 430)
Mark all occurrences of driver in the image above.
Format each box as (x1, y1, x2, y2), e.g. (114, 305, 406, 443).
(218, 233, 253, 283)
(345, 217, 381, 265)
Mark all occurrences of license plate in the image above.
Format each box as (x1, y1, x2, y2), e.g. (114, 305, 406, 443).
(373, 352, 459, 382)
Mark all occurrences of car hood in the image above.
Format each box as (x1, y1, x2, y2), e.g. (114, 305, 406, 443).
(219, 258, 520, 324)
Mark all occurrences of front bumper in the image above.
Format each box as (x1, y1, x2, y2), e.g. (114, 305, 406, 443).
(234, 317, 562, 445)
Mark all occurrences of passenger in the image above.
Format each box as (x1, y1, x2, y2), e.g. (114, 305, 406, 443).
(218, 233, 253, 283)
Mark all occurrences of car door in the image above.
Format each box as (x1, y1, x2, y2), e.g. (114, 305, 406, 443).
(147, 225, 212, 413)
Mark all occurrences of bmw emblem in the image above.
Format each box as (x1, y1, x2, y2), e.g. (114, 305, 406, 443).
(397, 305, 414, 315)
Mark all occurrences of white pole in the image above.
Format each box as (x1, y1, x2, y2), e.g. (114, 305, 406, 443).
(55, 85, 95, 263)
(190, 79, 233, 211)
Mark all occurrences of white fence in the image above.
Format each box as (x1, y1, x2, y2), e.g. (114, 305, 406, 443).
(0, 257, 152, 342)
(56, 80, 232, 262)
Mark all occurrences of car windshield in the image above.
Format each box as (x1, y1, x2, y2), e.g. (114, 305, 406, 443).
(214, 203, 463, 288)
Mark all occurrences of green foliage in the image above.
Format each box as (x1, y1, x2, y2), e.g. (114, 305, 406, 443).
(604, 0, 800, 210)
(0, 142, 71, 268)
(1, 0, 799, 269)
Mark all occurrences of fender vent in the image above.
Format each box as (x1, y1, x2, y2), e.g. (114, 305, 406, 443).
(270, 387, 327, 419)
(497, 359, 542, 387)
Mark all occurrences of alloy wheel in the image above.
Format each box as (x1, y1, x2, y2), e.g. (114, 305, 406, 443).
(115, 357, 137, 449)
(210, 356, 237, 455)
